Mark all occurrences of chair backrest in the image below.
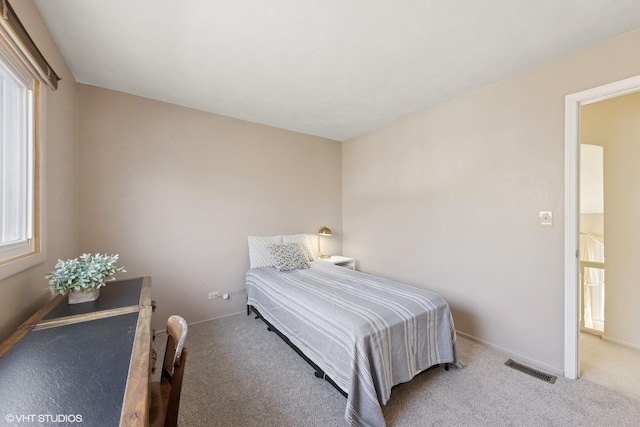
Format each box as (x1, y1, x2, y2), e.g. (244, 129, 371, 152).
(160, 315, 188, 427)
(164, 348, 187, 427)
(161, 315, 188, 382)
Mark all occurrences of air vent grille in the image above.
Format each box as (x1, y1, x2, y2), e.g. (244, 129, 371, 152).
(504, 359, 557, 384)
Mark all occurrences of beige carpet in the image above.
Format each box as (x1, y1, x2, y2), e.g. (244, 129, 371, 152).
(153, 313, 640, 426)
(580, 332, 640, 400)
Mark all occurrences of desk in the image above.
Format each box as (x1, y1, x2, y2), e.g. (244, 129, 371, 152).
(0, 277, 152, 427)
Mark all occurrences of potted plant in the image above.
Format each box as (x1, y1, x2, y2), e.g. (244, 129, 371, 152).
(46, 253, 126, 304)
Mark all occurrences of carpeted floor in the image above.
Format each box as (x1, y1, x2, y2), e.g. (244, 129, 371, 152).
(580, 332, 640, 400)
(153, 313, 640, 427)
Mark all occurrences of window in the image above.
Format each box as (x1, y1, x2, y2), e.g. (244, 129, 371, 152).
(0, 42, 38, 265)
(0, 1, 59, 279)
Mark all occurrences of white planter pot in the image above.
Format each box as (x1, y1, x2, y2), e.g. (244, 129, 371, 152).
(68, 288, 100, 304)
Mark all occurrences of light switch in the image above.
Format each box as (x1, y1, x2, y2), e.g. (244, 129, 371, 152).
(539, 211, 553, 226)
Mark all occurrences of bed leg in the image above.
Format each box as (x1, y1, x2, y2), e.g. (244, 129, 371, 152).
(314, 371, 324, 379)
(249, 305, 262, 320)
(444, 363, 450, 371)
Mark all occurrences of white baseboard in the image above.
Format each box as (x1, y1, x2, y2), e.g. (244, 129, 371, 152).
(187, 310, 246, 326)
(154, 310, 246, 337)
(456, 330, 564, 377)
(602, 335, 640, 351)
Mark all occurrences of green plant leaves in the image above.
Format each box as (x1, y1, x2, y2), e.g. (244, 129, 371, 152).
(45, 253, 126, 295)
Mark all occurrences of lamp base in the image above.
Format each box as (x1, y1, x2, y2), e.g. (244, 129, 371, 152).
(319, 254, 331, 259)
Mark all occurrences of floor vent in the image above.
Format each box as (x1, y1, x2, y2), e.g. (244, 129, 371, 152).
(504, 359, 557, 384)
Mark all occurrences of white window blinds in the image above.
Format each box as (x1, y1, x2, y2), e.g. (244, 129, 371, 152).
(0, 47, 35, 260)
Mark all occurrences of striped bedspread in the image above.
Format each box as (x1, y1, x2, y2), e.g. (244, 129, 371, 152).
(246, 262, 461, 427)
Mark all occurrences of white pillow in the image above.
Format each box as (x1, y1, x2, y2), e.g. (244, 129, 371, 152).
(282, 233, 315, 262)
(268, 242, 311, 271)
(248, 235, 283, 268)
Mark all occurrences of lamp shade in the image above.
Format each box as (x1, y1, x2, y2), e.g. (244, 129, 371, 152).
(317, 227, 332, 236)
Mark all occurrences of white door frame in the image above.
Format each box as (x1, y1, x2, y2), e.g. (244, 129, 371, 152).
(564, 75, 640, 379)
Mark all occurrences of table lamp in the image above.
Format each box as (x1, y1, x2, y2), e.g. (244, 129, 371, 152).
(317, 226, 332, 259)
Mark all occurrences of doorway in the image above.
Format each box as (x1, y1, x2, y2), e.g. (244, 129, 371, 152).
(564, 74, 640, 379)
(579, 143, 604, 335)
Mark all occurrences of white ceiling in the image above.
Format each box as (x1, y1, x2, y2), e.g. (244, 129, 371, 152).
(35, 0, 640, 141)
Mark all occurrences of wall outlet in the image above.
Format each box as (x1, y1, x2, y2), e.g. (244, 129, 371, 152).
(208, 291, 221, 299)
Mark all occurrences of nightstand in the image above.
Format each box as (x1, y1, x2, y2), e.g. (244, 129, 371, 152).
(317, 255, 356, 270)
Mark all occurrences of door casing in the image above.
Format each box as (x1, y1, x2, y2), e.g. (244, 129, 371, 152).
(564, 75, 640, 379)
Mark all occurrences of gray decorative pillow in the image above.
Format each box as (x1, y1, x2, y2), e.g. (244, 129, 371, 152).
(268, 242, 311, 271)
(282, 233, 315, 262)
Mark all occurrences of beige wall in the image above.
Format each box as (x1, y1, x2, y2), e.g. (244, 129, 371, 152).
(579, 143, 604, 235)
(343, 28, 640, 373)
(581, 91, 640, 349)
(580, 214, 604, 235)
(76, 85, 342, 331)
(0, 1, 78, 341)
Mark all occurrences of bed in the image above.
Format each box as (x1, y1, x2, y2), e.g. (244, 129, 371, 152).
(245, 235, 462, 427)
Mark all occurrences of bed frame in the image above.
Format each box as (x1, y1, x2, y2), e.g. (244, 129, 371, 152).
(248, 304, 347, 397)
(247, 304, 449, 400)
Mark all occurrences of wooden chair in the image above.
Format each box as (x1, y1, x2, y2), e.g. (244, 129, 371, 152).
(149, 315, 188, 427)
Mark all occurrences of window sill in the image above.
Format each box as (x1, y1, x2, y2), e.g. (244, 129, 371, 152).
(0, 251, 47, 281)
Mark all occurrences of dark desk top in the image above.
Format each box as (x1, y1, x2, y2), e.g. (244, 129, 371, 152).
(0, 313, 139, 427)
(0, 276, 152, 427)
(42, 278, 144, 320)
